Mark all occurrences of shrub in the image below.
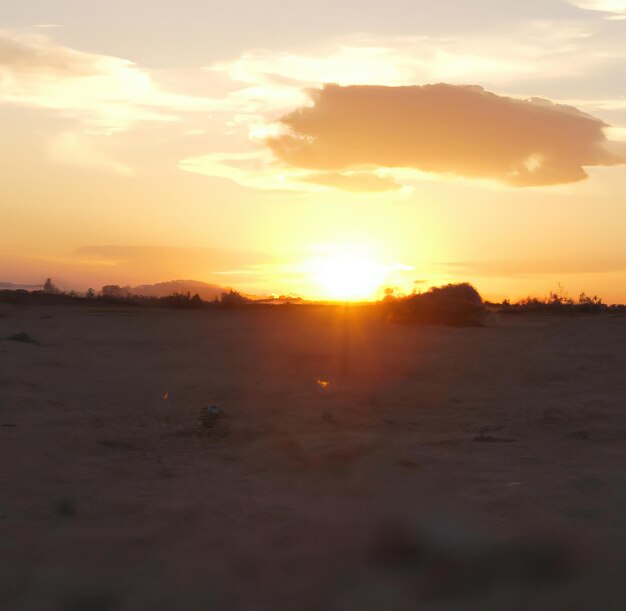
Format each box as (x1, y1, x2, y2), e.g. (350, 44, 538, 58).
(385, 283, 486, 326)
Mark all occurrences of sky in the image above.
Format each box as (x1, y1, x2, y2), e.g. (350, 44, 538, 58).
(1, 0, 625, 301)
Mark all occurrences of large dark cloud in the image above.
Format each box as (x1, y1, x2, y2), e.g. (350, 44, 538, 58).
(267, 84, 625, 187)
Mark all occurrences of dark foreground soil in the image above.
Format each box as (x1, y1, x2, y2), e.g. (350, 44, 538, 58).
(1, 304, 625, 610)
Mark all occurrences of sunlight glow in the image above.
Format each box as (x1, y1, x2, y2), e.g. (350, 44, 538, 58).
(306, 252, 389, 301)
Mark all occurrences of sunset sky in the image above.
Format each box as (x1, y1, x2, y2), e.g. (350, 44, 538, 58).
(1, 0, 625, 301)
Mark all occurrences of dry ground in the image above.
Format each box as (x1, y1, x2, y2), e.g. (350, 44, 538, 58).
(1, 304, 625, 610)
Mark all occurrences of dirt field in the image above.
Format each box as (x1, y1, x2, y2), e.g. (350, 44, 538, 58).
(1, 304, 625, 610)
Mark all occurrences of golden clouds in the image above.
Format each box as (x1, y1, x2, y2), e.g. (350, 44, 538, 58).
(0, 30, 214, 173)
(0, 31, 211, 131)
(266, 84, 625, 187)
(180, 25, 626, 191)
(568, 1, 626, 18)
(2, 26, 625, 189)
(209, 23, 599, 93)
(300, 171, 400, 192)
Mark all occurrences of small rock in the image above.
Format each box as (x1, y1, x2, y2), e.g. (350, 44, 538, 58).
(199, 406, 225, 430)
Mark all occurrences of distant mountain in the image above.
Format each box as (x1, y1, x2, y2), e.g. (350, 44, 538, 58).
(0, 281, 42, 290)
(129, 280, 226, 301)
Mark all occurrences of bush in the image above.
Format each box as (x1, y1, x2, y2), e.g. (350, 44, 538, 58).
(219, 290, 251, 309)
(385, 283, 486, 326)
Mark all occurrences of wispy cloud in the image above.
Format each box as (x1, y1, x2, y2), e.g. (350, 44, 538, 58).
(568, 1, 626, 18)
(73, 245, 269, 269)
(204, 22, 626, 126)
(437, 255, 626, 276)
(0, 29, 218, 172)
(178, 150, 414, 193)
(210, 23, 600, 93)
(68, 245, 272, 287)
(0, 30, 212, 131)
(47, 132, 133, 175)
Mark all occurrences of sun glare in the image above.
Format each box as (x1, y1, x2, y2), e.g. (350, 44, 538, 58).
(306, 252, 388, 301)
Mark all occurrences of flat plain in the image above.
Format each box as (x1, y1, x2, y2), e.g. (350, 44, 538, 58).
(1, 304, 625, 610)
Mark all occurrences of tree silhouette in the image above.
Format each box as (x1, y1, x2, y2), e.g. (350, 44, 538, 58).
(101, 285, 130, 298)
(43, 278, 60, 294)
(220, 289, 251, 308)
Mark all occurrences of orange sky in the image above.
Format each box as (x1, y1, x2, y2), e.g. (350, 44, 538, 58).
(1, 1, 625, 302)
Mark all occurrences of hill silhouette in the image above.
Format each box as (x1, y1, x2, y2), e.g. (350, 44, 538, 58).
(129, 280, 226, 301)
(0, 281, 43, 290)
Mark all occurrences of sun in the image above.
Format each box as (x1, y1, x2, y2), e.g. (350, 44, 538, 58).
(306, 252, 388, 301)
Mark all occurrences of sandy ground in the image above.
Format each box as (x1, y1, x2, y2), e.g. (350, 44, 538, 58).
(1, 303, 625, 610)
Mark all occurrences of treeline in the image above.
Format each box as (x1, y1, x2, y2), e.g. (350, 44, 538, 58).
(1, 279, 622, 322)
(496, 289, 625, 315)
(0, 279, 253, 310)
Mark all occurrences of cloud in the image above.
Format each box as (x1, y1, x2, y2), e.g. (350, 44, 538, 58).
(179, 151, 306, 191)
(0, 30, 211, 131)
(70, 245, 279, 293)
(180, 25, 626, 191)
(201, 23, 620, 151)
(0, 32, 95, 75)
(0, 29, 218, 172)
(300, 171, 401, 192)
(179, 149, 412, 193)
(207, 21, 626, 125)
(568, 1, 626, 18)
(0, 246, 274, 292)
(73, 245, 268, 271)
(211, 23, 599, 94)
(48, 132, 133, 175)
(437, 255, 626, 276)
(264, 84, 625, 187)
